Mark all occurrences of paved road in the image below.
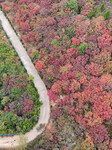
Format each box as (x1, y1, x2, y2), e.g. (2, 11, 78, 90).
(0, 10, 50, 149)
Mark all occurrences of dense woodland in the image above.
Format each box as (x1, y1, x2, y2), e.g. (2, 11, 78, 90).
(0, 25, 41, 135)
(1, 0, 112, 149)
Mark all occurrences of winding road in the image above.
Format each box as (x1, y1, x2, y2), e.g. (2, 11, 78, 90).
(0, 10, 50, 149)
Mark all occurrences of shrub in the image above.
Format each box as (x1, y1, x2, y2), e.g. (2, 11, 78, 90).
(103, 10, 111, 20)
(0, 4, 2, 9)
(100, 3, 104, 11)
(68, 0, 79, 13)
(88, 125, 110, 144)
(2, 0, 112, 148)
(0, 112, 18, 134)
(78, 43, 88, 55)
(88, 6, 98, 19)
(19, 119, 32, 133)
(66, 26, 75, 38)
(1, 96, 10, 106)
(33, 51, 39, 59)
(0, 28, 40, 134)
(51, 39, 59, 46)
(81, 133, 94, 150)
(10, 86, 22, 100)
(72, 37, 80, 46)
(97, 31, 112, 49)
(35, 60, 46, 71)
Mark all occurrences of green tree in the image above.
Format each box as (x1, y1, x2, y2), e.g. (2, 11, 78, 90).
(10, 86, 22, 100)
(68, 0, 78, 13)
(103, 10, 111, 20)
(51, 39, 59, 46)
(78, 43, 88, 55)
(0, 112, 18, 134)
(1, 96, 10, 106)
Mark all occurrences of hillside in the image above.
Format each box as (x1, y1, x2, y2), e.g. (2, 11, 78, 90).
(1, 0, 112, 149)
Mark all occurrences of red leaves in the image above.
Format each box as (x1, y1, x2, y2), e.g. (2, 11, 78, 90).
(80, 76, 87, 84)
(81, 5, 93, 16)
(4, 98, 34, 116)
(51, 81, 61, 94)
(46, 17, 56, 26)
(2, 3, 11, 12)
(75, 19, 90, 38)
(47, 90, 58, 101)
(26, 32, 36, 42)
(90, 62, 103, 76)
(33, 5, 40, 14)
(37, 0, 41, 3)
(109, 140, 112, 149)
(69, 79, 80, 92)
(91, 52, 111, 64)
(93, 99, 112, 120)
(19, 21, 31, 32)
(22, 31, 40, 44)
(88, 125, 110, 144)
(68, 106, 76, 116)
(58, 121, 63, 126)
(51, 107, 62, 119)
(72, 37, 80, 46)
(76, 114, 83, 124)
(4, 0, 112, 147)
(35, 60, 46, 71)
(57, 95, 71, 107)
(82, 112, 103, 128)
(4, 106, 10, 112)
(40, 0, 51, 8)
(100, 74, 112, 86)
(98, 31, 112, 49)
(28, 4, 40, 16)
(22, 99, 34, 114)
(67, 48, 79, 57)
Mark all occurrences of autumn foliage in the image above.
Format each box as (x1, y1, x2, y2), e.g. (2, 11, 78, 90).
(1, 0, 112, 149)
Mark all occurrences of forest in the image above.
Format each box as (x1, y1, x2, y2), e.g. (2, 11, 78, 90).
(1, 0, 112, 149)
(0, 25, 41, 135)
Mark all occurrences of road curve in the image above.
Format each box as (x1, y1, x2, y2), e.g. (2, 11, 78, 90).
(0, 10, 50, 149)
